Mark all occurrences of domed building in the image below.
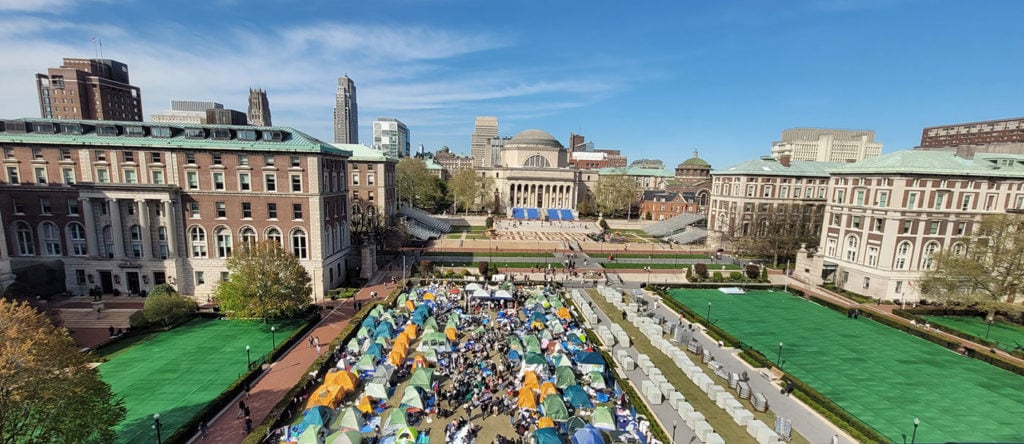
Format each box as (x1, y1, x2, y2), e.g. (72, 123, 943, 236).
(478, 129, 583, 217)
(666, 150, 713, 210)
(500, 129, 569, 168)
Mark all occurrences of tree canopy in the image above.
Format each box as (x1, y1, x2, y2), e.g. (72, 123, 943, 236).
(0, 300, 126, 444)
(920, 213, 1024, 318)
(214, 241, 312, 319)
(593, 175, 640, 219)
(448, 168, 494, 215)
(396, 157, 440, 209)
(728, 204, 820, 267)
(141, 284, 197, 326)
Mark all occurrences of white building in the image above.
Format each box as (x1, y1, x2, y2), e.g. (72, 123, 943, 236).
(372, 117, 410, 158)
(770, 128, 883, 163)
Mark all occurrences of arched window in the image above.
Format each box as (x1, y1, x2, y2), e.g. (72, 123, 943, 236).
(266, 227, 283, 247)
(189, 226, 207, 258)
(921, 241, 940, 270)
(15, 222, 34, 255)
(68, 222, 87, 256)
(523, 155, 550, 168)
(102, 225, 114, 258)
(40, 222, 61, 256)
(240, 226, 257, 246)
(129, 225, 143, 258)
(951, 242, 965, 257)
(844, 235, 859, 262)
(895, 241, 911, 270)
(291, 228, 307, 259)
(215, 227, 232, 258)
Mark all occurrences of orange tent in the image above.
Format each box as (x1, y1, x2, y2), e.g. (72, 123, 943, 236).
(403, 324, 418, 339)
(538, 417, 555, 429)
(305, 385, 347, 409)
(423, 292, 435, 300)
(394, 335, 410, 350)
(404, 300, 416, 311)
(324, 370, 359, 392)
(444, 326, 458, 341)
(516, 389, 537, 410)
(356, 395, 374, 414)
(412, 355, 428, 370)
(388, 349, 406, 366)
(556, 307, 571, 320)
(538, 382, 559, 401)
(522, 370, 540, 393)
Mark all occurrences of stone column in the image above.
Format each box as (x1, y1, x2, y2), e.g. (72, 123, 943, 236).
(137, 199, 153, 259)
(80, 198, 99, 257)
(108, 199, 125, 258)
(163, 200, 177, 258)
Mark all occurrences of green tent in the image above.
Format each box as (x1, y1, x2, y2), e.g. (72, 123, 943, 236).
(357, 326, 372, 339)
(508, 337, 524, 351)
(365, 375, 390, 399)
(524, 335, 541, 354)
(297, 425, 323, 444)
(555, 366, 576, 389)
(418, 332, 448, 351)
(395, 426, 418, 444)
(346, 338, 363, 353)
(591, 406, 616, 430)
(588, 371, 606, 389)
(335, 406, 365, 432)
(409, 367, 435, 391)
(325, 430, 362, 444)
(397, 294, 408, 306)
(532, 427, 561, 444)
(524, 352, 547, 366)
(370, 305, 385, 317)
(400, 386, 425, 410)
(381, 408, 408, 435)
(541, 395, 569, 420)
(552, 353, 573, 368)
(423, 316, 439, 332)
(355, 354, 376, 371)
(423, 348, 439, 363)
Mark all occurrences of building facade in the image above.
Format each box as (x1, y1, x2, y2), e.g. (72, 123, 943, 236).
(477, 130, 583, 214)
(667, 151, 713, 212)
(247, 88, 272, 126)
(920, 117, 1024, 148)
(794, 150, 1024, 303)
(334, 144, 397, 220)
(770, 128, 882, 163)
(333, 75, 359, 144)
(0, 118, 351, 301)
(471, 116, 498, 167)
(372, 118, 410, 158)
(152, 100, 223, 124)
(434, 147, 474, 179)
(36, 58, 142, 122)
(640, 190, 700, 221)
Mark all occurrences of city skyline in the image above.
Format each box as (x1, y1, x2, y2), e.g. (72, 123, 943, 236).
(0, 1, 1023, 169)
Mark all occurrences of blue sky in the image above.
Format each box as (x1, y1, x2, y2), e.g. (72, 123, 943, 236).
(0, 0, 1022, 169)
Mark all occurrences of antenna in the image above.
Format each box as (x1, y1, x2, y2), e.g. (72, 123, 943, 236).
(91, 37, 98, 58)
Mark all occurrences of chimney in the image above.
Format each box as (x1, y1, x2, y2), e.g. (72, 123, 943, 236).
(779, 154, 791, 167)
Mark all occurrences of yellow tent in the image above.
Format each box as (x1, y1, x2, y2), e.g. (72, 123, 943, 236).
(522, 371, 540, 393)
(423, 292, 435, 300)
(394, 335, 410, 350)
(404, 300, 416, 311)
(538, 382, 559, 401)
(403, 324, 418, 339)
(538, 417, 555, 429)
(388, 349, 406, 366)
(325, 370, 359, 392)
(531, 320, 545, 330)
(357, 395, 374, 414)
(412, 355, 428, 370)
(516, 389, 537, 409)
(556, 307, 571, 320)
(305, 385, 347, 409)
(444, 326, 458, 341)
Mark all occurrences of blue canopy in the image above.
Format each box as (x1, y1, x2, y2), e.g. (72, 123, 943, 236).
(564, 385, 594, 409)
(571, 424, 605, 444)
(374, 322, 393, 339)
(529, 312, 548, 324)
(575, 351, 605, 366)
(361, 316, 377, 329)
(507, 349, 521, 362)
(532, 427, 561, 444)
(298, 406, 332, 434)
(366, 343, 384, 359)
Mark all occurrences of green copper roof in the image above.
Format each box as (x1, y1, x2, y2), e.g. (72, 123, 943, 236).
(714, 158, 840, 177)
(829, 150, 1024, 177)
(0, 118, 349, 156)
(598, 166, 675, 177)
(678, 157, 710, 168)
(333, 143, 398, 162)
(423, 158, 443, 170)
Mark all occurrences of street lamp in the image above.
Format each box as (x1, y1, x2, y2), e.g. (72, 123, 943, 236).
(152, 413, 162, 443)
(777, 342, 784, 367)
(911, 418, 920, 444)
(245, 345, 251, 368)
(706, 302, 712, 325)
(672, 420, 677, 442)
(271, 326, 277, 348)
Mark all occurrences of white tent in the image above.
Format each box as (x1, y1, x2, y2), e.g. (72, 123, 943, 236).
(365, 375, 390, 399)
(465, 283, 483, 291)
(472, 289, 490, 298)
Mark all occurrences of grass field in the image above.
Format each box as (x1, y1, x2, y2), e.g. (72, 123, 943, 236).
(600, 262, 689, 270)
(427, 251, 554, 258)
(611, 253, 711, 259)
(436, 261, 564, 269)
(99, 318, 301, 443)
(669, 289, 1024, 443)
(922, 315, 1024, 353)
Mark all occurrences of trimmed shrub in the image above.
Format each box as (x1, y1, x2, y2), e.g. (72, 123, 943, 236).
(128, 310, 148, 329)
(477, 261, 490, 276)
(693, 263, 708, 280)
(745, 264, 759, 279)
(142, 289, 197, 326)
(598, 219, 609, 230)
(485, 216, 494, 229)
(419, 260, 433, 275)
(729, 271, 743, 281)
(712, 271, 723, 282)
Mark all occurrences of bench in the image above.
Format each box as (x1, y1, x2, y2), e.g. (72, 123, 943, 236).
(758, 367, 784, 381)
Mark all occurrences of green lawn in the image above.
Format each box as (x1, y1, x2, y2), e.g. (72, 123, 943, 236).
(99, 318, 301, 443)
(600, 262, 689, 270)
(428, 251, 554, 258)
(922, 315, 1024, 353)
(669, 289, 1024, 444)
(611, 253, 711, 259)
(438, 261, 563, 269)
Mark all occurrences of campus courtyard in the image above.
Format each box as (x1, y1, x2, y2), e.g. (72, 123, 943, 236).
(98, 317, 300, 443)
(670, 289, 1024, 443)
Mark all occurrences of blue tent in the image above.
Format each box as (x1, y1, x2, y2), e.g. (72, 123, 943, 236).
(575, 351, 605, 366)
(361, 316, 377, 329)
(298, 406, 332, 434)
(507, 349, 521, 364)
(366, 343, 384, 359)
(374, 322, 393, 339)
(532, 427, 561, 444)
(529, 312, 548, 324)
(571, 424, 605, 444)
(564, 385, 593, 408)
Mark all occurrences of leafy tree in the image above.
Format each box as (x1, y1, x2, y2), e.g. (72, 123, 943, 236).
(0, 300, 126, 443)
(728, 204, 820, 267)
(920, 214, 1024, 319)
(141, 285, 197, 326)
(594, 175, 640, 220)
(448, 168, 494, 215)
(215, 241, 312, 320)
(396, 157, 440, 208)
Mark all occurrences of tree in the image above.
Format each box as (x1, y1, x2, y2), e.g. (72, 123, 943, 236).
(728, 204, 820, 267)
(593, 175, 640, 220)
(0, 300, 126, 443)
(396, 157, 440, 209)
(449, 168, 495, 215)
(920, 214, 1024, 319)
(141, 284, 197, 326)
(214, 241, 312, 320)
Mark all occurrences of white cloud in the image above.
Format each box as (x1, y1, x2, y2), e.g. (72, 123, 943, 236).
(0, 0, 74, 12)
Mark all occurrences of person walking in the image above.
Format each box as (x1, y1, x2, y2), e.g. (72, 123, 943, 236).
(198, 421, 208, 439)
(237, 400, 246, 418)
(307, 336, 314, 349)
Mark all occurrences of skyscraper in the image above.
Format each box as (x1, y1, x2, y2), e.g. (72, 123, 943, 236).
(333, 75, 358, 144)
(373, 117, 410, 158)
(247, 88, 272, 126)
(770, 128, 882, 163)
(471, 116, 498, 166)
(35, 58, 143, 121)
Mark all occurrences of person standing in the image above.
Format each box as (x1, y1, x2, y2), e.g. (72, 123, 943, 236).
(237, 400, 246, 418)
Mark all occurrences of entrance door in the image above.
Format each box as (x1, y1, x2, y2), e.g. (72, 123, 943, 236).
(99, 271, 114, 294)
(126, 272, 141, 295)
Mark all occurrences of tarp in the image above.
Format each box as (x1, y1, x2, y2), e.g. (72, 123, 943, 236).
(564, 385, 593, 409)
(465, 283, 483, 291)
(555, 366, 576, 389)
(522, 370, 540, 392)
(381, 408, 408, 435)
(326, 430, 362, 444)
(409, 367, 434, 391)
(472, 289, 489, 298)
(400, 386, 425, 410)
(517, 389, 537, 409)
(591, 406, 616, 430)
(541, 395, 569, 420)
(395, 426, 419, 444)
(336, 406, 365, 431)
(532, 427, 561, 444)
(493, 289, 513, 300)
(588, 371, 606, 389)
(571, 424, 606, 444)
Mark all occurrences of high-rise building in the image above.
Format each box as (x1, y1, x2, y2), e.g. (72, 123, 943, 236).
(333, 75, 358, 144)
(171, 101, 223, 113)
(372, 118, 410, 158)
(247, 88, 272, 126)
(770, 128, 882, 163)
(916, 117, 1024, 158)
(471, 116, 498, 166)
(35, 58, 143, 121)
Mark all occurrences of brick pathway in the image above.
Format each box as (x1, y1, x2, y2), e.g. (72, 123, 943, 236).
(194, 273, 401, 443)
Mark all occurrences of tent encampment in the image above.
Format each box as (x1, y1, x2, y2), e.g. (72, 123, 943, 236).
(591, 406, 616, 430)
(541, 395, 569, 420)
(564, 385, 594, 409)
(555, 366, 577, 389)
(395, 426, 419, 444)
(325, 430, 362, 444)
(588, 370, 606, 389)
(365, 375, 391, 399)
(575, 351, 606, 374)
(409, 367, 435, 391)
(532, 427, 561, 444)
(517, 389, 537, 410)
(399, 386, 425, 410)
(335, 406, 365, 432)
(571, 424, 607, 444)
(380, 408, 408, 435)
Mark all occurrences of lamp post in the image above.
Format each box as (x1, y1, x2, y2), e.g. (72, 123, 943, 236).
(777, 342, 784, 367)
(706, 301, 712, 325)
(270, 326, 277, 348)
(245, 345, 251, 368)
(152, 413, 162, 443)
(986, 319, 994, 341)
(672, 420, 677, 442)
(911, 418, 920, 444)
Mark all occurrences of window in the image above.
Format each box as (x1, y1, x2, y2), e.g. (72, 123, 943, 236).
(291, 229, 307, 258)
(867, 247, 879, 267)
(6, 166, 18, 184)
(238, 130, 257, 141)
(934, 193, 946, 210)
(34, 167, 47, 184)
(872, 218, 883, 232)
(76, 269, 87, 284)
(184, 128, 205, 139)
(13, 199, 25, 214)
(158, 226, 169, 259)
(368, 174, 375, 185)
(96, 125, 117, 136)
(863, 277, 871, 289)
(293, 203, 303, 220)
(212, 129, 230, 140)
(241, 202, 252, 218)
(189, 201, 200, 219)
(264, 155, 275, 166)
(895, 241, 911, 270)
(877, 191, 888, 207)
(826, 238, 837, 257)
(220, 271, 229, 281)
(239, 173, 250, 191)
(762, 185, 773, 197)
(929, 221, 940, 235)
(265, 174, 276, 191)
(834, 189, 846, 204)
(240, 226, 257, 246)
(215, 202, 226, 218)
(150, 152, 161, 163)
(212, 152, 222, 165)
(129, 225, 143, 258)
(852, 216, 861, 229)
(195, 271, 205, 285)
(855, 190, 865, 206)
(102, 225, 114, 258)
(32, 148, 43, 159)
(212, 172, 225, 190)
(266, 227, 282, 246)
(60, 148, 72, 160)
(41, 222, 61, 255)
(95, 150, 107, 162)
(908, 192, 917, 208)
(291, 155, 301, 167)
(15, 222, 34, 255)
(151, 170, 164, 184)
(961, 194, 972, 211)
(40, 198, 51, 214)
(124, 169, 137, 184)
(831, 214, 841, 226)
(368, 191, 375, 201)
(902, 221, 913, 234)
(895, 281, 903, 293)
(123, 151, 135, 163)
(151, 127, 171, 138)
(67, 199, 79, 215)
(189, 226, 207, 257)
(238, 154, 249, 166)
(186, 171, 199, 189)
(215, 228, 232, 258)
(352, 174, 360, 186)
(185, 152, 196, 164)
(922, 242, 939, 270)
(267, 203, 278, 219)
(291, 174, 302, 192)
(956, 222, 967, 236)
(62, 168, 75, 184)
(96, 168, 110, 183)
(844, 235, 859, 262)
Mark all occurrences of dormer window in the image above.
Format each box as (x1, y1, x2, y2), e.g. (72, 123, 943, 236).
(34, 123, 57, 134)
(125, 126, 145, 137)
(151, 127, 172, 138)
(211, 129, 231, 140)
(237, 130, 257, 141)
(263, 130, 283, 142)
(61, 124, 83, 135)
(184, 128, 205, 139)
(96, 125, 118, 136)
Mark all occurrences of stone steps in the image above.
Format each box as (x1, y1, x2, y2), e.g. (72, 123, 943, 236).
(59, 308, 136, 329)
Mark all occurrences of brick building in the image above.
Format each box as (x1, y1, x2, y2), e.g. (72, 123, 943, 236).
(0, 118, 351, 301)
(639, 190, 699, 221)
(35, 58, 142, 121)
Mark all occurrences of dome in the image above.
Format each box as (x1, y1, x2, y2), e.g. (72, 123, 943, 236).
(508, 129, 563, 149)
(678, 157, 710, 168)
